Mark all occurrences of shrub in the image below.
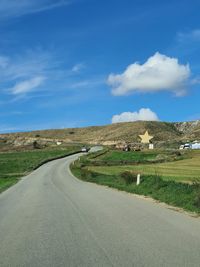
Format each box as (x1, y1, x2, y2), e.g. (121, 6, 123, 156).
(121, 171, 137, 185)
(174, 151, 182, 157)
(33, 141, 41, 149)
(195, 192, 200, 208)
(80, 157, 90, 165)
(193, 181, 200, 208)
(80, 168, 92, 180)
(152, 175, 164, 187)
(90, 171, 99, 178)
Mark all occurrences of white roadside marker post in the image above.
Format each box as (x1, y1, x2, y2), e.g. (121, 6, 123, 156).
(136, 174, 140, 185)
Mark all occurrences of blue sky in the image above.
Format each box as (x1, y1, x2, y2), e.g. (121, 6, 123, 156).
(0, 0, 200, 132)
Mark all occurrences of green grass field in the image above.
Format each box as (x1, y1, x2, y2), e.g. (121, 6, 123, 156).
(88, 150, 200, 183)
(86, 151, 200, 182)
(98, 150, 159, 161)
(0, 146, 80, 193)
(86, 149, 187, 166)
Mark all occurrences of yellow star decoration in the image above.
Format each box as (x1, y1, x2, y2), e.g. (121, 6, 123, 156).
(139, 131, 154, 144)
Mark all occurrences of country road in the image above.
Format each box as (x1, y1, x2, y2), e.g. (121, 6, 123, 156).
(0, 153, 200, 267)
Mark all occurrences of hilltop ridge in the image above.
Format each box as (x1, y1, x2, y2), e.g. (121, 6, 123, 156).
(1, 120, 200, 150)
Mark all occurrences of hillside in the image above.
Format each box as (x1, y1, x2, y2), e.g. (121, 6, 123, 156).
(0, 120, 200, 150)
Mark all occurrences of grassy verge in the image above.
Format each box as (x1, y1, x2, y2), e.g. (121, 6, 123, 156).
(70, 154, 200, 214)
(0, 177, 20, 193)
(0, 145, 81, 193)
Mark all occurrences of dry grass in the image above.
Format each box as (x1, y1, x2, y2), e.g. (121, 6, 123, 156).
(0, 121, 184, 143)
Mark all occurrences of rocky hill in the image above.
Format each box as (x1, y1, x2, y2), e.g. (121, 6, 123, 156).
(1, 120, 200, 151)
(174, 120, 200, 140)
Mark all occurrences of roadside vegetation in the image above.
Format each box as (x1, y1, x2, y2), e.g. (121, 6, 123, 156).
(71, 149, 200, 214)
(0, 145, 81, 193)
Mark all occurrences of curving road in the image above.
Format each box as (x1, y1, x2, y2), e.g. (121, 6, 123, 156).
(0, 153, 200, 267)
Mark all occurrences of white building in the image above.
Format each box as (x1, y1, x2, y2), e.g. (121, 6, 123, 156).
(179, 142, 200, 150)
(56, 141, 62, 146)
(191, 143, 200, 149)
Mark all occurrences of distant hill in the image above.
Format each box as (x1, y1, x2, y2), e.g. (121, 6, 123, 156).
(1, 120, 200, 150)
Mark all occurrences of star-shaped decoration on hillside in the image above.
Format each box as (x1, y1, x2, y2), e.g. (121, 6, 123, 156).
(139, 131, 154, 144)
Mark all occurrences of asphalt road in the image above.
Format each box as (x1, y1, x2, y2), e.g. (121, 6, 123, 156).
(0, 153, 200, 267)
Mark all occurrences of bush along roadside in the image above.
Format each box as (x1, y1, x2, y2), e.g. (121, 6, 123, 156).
(70, 160, 200, 214)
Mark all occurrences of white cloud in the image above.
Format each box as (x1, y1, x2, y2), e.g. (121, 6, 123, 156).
(9, 76, 46, 95)
(0, 49, 102, 105)
(0, 50, 58, 97)
(191, 76, 200, 85)
(0, 0, 69, 20)
(177, 29, 200, 43)
(112, 108, 159, 123)
(0, 50, 54, 82)
(72, 63, 85, 73)
(108, 52, 190, 96)
(173, 29, 200, 56)
(69, 78, 104, 89)
(0, 56, 9, 68)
